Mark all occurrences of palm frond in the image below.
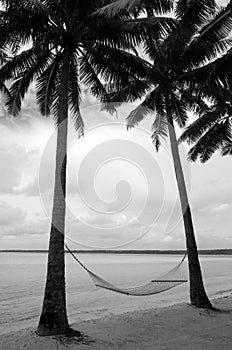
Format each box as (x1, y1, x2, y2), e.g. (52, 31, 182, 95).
(176, 48, 232, 100)
(151, 112, 168, 151)
(84, 42, 152, 87)
(175, 0, 216, 22)
(68, 54, 84, 137)
(127, 105, 152, 129)
(179, 104, 227, 144)
(79, 53, 110, 100)
(6, 74, 31, 116)
(1, 0, 49, 45)
(0, 46, 47, 82)
(97, 0, 173, 18)
(5, 49, 52, 116)
(107, 79, 151, 104)
(0, 80, 10, 98)
(180, 89, 209, 116)
(167, 0, 217, 64)
(188, 118, 231, 162)
(36, 52, 62, 116)
(183, 3, 232, 69)
(127, 86, 161, 129)
(170, 93, 188, 128)
(0, 48, 7, 64)
(222, 140, 232, 156)
(99, 78, 151, 115)
(95, 16, 176, 52)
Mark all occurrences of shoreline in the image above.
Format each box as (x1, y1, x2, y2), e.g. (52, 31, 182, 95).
(1, 292, 232, 349)
(1, 249, 232, 255)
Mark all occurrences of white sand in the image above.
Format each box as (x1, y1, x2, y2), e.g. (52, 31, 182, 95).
(1, 294, 232, 350)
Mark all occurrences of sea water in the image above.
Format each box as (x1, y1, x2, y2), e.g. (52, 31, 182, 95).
(0, 253, 231, 335)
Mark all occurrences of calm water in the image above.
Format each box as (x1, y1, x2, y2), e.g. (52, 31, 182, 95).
(0, 253, 231, 335)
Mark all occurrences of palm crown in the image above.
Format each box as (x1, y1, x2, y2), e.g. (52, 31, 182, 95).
(112, 0, 232, 148)
(0, 0, 166, 128)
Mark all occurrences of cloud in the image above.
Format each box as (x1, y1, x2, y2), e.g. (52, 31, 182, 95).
(0, 201, 49, 239)
(0, 201, 26, 227)
(0, 95, 54, 197)
(217, 0, 229, 5)
(0, 148, 22, 193)
(212, 203, 230, 212)
(0, 145, 41, 194)
(1, 86, 232, 249)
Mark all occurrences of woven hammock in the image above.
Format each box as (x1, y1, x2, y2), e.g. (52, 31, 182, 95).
(65, 244, 187, 296)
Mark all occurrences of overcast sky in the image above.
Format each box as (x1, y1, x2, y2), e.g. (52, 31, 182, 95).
(0, 0, 231, 250)
(0, 87, 231, 250)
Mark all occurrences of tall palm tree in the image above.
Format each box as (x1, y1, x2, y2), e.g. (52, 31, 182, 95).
(0, 0, 175, 335)
(100, 0, 232, 308)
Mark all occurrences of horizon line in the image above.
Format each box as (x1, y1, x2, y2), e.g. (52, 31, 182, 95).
(1, 248, 232, 255)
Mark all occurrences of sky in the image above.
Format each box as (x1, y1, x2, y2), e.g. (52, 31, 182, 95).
(0, 87, 231, 250)
(0, 0, 231, 250)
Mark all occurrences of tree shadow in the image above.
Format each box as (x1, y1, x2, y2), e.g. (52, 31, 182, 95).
(187, 302, 232, 315)
(210, 307, 232, 315)
(53, 328, 94, 347)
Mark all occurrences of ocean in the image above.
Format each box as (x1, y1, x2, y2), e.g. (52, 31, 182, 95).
(0, 253, 231, 335)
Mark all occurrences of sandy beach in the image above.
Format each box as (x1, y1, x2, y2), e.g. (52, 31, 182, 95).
(1, 293, 231, 350)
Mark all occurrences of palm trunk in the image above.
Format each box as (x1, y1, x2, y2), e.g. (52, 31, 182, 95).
(37, 48, 71, 335)
(165, 96, 213, 309)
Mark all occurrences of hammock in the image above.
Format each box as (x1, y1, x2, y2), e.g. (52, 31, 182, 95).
(65, 244, 188, 296)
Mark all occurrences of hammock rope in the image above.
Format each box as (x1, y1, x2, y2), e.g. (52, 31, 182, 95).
(65, 243, 188, 297)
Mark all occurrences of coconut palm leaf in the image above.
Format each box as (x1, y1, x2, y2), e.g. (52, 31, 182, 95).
(0, 46, 47, 81)
(170, 93, 188, 127)
(177, 46, 232, 98)
(151, 112, 168, 151)
(182, 3, 232, 69)
(0, 1, 49, 46)
(0, 80, 9, 97)
(175, 0, 215, 19)
(86, 42, 152, 81)
(179, 104, 227, 144)
(222, 140, 232, 155)
(97, 16, 177, 47)
(6, 75, 32, 116)
(175, 0, 216, 23)
(79, 53, 111, 102)
(109, 79, 151, 103)
(0, 47, 7, 64)
(188, 118, 231, 162)
(68, 54, 84, 137)
(5, 50, 53, 116)
(126, 104, 152, 129)
(98, 0, 174, 17)
(166, 0, 217, 64)
(36, 52, 63, 116)
(127, 86, 162, 129)
(180, 89, 210, 115)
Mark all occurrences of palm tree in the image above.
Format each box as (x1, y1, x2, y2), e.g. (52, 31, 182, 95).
(0, 0, 175, 335)
(100, 0, 232, 308)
